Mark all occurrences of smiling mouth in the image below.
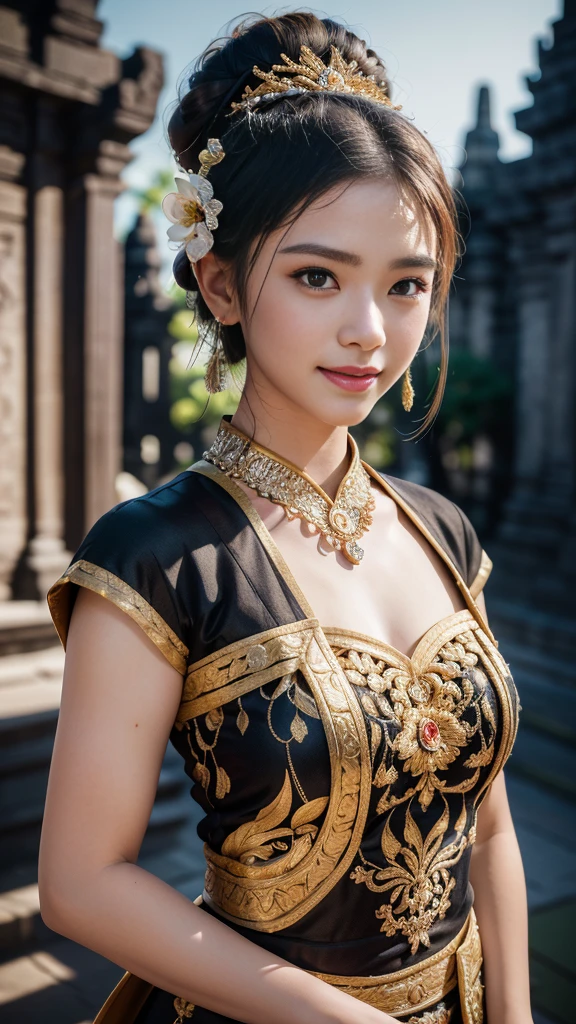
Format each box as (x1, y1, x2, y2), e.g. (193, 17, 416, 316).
(318, 366, 382, 392)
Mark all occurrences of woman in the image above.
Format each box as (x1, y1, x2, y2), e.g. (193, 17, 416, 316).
(39, 12, 532, 1024)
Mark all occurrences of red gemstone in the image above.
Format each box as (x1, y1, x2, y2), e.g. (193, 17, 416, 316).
(419, 718, 441, 751)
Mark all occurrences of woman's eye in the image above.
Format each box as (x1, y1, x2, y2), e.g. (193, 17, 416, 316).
(390, 277, 427, 298)
(293, 268, 336, 290)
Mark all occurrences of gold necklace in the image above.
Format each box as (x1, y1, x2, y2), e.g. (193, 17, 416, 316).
(203, 418, 375, 565)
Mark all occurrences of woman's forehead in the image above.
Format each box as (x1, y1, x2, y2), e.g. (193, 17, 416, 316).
(272, 181, 437, 260)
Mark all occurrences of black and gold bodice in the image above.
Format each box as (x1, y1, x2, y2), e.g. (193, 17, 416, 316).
(48, 460, 519, 981)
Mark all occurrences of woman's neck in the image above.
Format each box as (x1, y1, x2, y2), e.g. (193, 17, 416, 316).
(231, 396, 350, 501)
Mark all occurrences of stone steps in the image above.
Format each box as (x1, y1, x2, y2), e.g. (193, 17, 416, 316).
(0, 607, 193, 970)
(507, 725, 576, 801)
(491, 617, 576, 801)
(0, 827, 205, 1022)
(488, 596, 576, 662)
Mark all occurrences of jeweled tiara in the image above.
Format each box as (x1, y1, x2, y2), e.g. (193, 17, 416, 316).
(230, 44, 402, 114)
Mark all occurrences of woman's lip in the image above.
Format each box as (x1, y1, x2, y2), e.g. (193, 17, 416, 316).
(318, 367, 381, 392)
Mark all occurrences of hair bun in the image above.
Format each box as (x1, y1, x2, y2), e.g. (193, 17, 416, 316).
(168, 12, 392, 169)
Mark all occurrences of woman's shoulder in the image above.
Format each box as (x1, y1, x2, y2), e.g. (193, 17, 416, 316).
(379, 472, 492, 597)
(47, 469, 219, 673)
(74, 470, 207, 561)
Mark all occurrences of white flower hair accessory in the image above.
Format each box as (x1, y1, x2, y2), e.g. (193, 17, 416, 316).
(162, 139, 225, 264)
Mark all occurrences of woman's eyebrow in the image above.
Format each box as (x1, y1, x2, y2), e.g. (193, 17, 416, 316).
(278, 243, 437, 272)
(278, 243, 362, 266)
(389, 255, 438, 271)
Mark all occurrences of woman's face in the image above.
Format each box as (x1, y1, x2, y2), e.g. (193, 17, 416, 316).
(238, 179, 436, 428)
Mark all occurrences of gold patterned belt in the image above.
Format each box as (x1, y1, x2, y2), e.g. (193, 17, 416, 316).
(94, 907, 483, 1024)
(310, 909, 483, 1022)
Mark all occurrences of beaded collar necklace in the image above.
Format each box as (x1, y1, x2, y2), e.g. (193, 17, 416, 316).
(203, 418, 375, 565)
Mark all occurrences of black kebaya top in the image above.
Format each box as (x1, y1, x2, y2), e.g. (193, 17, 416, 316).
(48, 453, 519, 1023)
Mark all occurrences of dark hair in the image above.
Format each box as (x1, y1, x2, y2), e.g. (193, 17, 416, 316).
(168, 11, 461, 432)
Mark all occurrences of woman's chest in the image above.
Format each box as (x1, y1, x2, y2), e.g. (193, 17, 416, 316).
(262, 501, 467, 656)
(174, 611, 518, 844)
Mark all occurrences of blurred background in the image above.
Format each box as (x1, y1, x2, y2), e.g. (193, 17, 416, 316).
(0, 1, 574, 1020)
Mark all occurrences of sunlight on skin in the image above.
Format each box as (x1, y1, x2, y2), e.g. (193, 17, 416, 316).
(194, 179, 436, 486)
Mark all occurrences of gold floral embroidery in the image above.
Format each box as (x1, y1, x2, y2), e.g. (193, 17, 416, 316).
(351, 798, 468, 954)
(220, 770, 328, 866)
(185, 706, 231, 806)
(173, 996, 194, 1021)
(329, 621, 501, 954)
(260, 672, 316, 804)
(309, 910, 478, 1017)
(336, 630, 496, 814)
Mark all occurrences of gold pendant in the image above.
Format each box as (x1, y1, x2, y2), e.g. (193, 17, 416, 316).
(203, 419, 375, 565)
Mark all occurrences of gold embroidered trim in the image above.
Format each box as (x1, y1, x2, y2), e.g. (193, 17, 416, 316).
(470, 627, 518, 799)
(47, 559, 188, 675)
(95, 910, 481, 1023)
(176, 619, 317, 722)
(202, 623, 372, 931)
(457, 910, 484, 1024)
(92, 970, 154, 1024)
(311, 910, 481, 1018)
(323, 609, 477, 670)
(469, 550, 493, 599)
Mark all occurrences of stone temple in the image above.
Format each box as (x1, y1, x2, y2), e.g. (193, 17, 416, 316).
(0, 0, 574, 1019)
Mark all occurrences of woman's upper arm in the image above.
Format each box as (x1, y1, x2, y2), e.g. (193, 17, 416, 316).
(39, 587, 183, 911)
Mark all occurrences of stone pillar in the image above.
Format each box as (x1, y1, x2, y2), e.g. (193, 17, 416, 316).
(0, 150, 27, 600)
(123, 212, 175, 491)
(83, 172, 125, 530)
(544, 250, 575, 509)
(25, 149, 71, 596)
(498, 276, 559, 551)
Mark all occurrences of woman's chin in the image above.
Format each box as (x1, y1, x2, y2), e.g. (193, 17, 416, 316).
(297, 396, 379, 429)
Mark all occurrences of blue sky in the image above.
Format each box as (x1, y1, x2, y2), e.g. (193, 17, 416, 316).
(99, 0, 563, 260)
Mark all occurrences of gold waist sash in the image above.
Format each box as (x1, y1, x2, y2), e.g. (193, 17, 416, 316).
(311, 909, 483, 1021)
(94, 908, 483, 1024)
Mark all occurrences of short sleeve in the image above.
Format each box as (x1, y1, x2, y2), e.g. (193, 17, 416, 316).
(47, 498, 189, 675)
(380, 473, 493, 598)
(468, 548, 493, 599)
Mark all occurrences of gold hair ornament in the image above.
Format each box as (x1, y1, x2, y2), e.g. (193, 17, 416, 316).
(162, 138, 225, 264)
(231, 45, 402, 114)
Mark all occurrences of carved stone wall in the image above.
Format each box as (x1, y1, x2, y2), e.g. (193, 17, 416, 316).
(451, 1, 576, 609)
(0, 0, 164, 598)
(0, 162, 26, 601)
(0, 0, 192, 902)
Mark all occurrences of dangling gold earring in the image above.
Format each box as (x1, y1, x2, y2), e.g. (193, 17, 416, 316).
(204, 316, 228, 394)
(402, 365, 415, 412)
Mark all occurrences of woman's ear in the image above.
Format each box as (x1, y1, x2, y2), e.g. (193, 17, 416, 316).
(193, 253, 240, 325)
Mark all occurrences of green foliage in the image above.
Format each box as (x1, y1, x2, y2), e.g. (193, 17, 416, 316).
(169, 338, 240, 434)
(133, 169, 175, 214)
(430, 350, 513, 439)
(168, 309, 198, 342)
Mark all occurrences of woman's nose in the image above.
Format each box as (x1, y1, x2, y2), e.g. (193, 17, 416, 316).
(337, 299, 385, 351)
